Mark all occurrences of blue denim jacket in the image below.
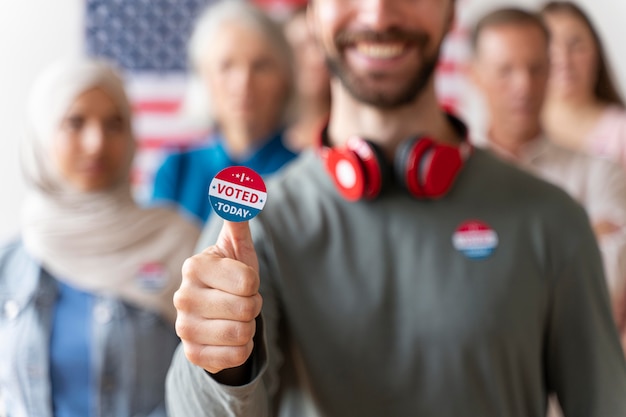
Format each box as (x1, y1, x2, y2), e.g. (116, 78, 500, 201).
(0, 240, 180, 417)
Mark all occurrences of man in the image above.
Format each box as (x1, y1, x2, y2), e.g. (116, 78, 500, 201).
(166, 1, 626, 416)
(469, 7, 626, 337)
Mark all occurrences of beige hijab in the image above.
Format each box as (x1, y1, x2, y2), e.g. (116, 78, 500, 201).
(21, 58, 200, 324)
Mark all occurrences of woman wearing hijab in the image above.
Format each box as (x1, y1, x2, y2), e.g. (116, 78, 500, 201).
(0, 58, 199, 417)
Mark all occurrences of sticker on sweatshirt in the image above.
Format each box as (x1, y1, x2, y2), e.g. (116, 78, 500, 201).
(209, 166, 267, 222)
(452, 220, 498, 260)
(136, 262, 169, 291)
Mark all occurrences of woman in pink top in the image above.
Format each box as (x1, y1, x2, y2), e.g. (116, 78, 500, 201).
(541, 1, 626, 169)
(542, 1, 626, 357)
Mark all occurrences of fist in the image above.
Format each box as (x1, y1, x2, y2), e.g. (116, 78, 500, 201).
(173, 221, 263, 375)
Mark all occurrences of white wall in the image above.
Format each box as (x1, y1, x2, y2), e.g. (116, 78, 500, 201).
(0, 1, 83, 242)
(1, 0, 625, 242)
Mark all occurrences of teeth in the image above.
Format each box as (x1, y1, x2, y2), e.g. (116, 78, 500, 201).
(356, 43, 404, 59)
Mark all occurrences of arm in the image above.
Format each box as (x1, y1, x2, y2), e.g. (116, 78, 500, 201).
(585, 158, 626, 319)
(165, 218, 283, 417)
(583, 156, 626, 355)
(546, 212, 626, 416)
(166, 320, 271, 417)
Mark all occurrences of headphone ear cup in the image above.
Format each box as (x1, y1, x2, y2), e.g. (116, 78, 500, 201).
(395, 136, 464, 199)
(420, 145, 464, 198)
(321, 137, 388, 201)
(323, 145, 367, 201)
(346, 137, 389, 200)
(395, 136, 435, 198)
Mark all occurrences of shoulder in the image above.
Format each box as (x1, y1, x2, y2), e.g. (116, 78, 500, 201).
(591, 106, 626, 139)
(262, 151, 329, 208)
(162, 143, 222, 167)
(464, 148, 591, 227)
(467, 147, 573, 198)
(0, 239, 31, 269)
(141, 207, 201, 241)
(604, 105, 626, 123)
(0, 239, 42, 295)
(156, 143, 225, 182)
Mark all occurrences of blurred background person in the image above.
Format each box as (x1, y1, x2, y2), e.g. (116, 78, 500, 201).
(0, 58, 199, 417)
(470, 7, 626, 341)
(151, 0, 298, 225)
(540, 1, 626, 169)
(282, 4, 331, 151)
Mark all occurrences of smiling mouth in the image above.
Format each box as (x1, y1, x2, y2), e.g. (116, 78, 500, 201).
(355, 42, 406, 59)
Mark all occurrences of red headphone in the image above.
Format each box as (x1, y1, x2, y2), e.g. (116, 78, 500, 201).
(319, 113, 472, 201)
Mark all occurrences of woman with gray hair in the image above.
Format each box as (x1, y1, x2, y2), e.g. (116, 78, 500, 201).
(151, 0, 298, 224)
(0, 57, 199, 417)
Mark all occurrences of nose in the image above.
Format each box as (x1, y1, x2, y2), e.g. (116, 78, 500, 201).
(229, 66, 253, 95)
(550, 43, 570, 68)
(82, 123, 105, 155)
(513, 70, 533, 94)
(357, 0, 403, 31)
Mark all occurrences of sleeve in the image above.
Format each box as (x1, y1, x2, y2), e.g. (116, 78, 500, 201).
(151, 153, 182, 204)
(545, 209, 626, 416)
(165, 321, 271, 417)
(166, 217, 285, 417)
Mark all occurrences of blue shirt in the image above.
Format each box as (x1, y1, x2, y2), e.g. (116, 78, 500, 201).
(50, 281, 93, 417)
(151, 130, 298, 224)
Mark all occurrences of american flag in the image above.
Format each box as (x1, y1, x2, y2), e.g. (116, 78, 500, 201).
(436, 0, 473, 113)
(85, 0, 472, 201)
(85, 0, 213, 202)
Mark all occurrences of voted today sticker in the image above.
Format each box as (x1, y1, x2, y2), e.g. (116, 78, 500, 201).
(209, 166, 267, 222)
(452, 220, 499, 260)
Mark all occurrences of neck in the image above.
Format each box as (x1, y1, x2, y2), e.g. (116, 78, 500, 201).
(295, 95, 330, 123)
(221, 124, 274, 158)
(487, 122, 541, 159)
(545, 89, 600, 113)
(327, 78, 459, 161)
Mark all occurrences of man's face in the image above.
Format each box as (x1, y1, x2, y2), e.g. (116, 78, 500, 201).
(472, 23, 549, 137)
(309, 0, 455, 109)
(199, 21, 290, 139)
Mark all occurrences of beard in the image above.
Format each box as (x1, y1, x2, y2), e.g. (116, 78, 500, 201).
(325, 27, 442, 109)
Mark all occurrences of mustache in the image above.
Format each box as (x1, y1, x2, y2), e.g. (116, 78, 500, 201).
(335, 28, 429, 49)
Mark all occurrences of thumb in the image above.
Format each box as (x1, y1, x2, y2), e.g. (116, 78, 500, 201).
(214, 220, 259, 272)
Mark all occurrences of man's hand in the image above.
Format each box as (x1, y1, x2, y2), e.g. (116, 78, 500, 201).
(173, 220, 263, 376)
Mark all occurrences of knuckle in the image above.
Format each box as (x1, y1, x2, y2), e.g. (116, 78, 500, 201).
(175, 318, 195, 341)
(235, 298, 258, 322)
(181, 256, 198, 281)
(231, 321, 255, 345)
(172, 289, 188, 311)
(182, 343, 205, 367)
(227, 345, 252, 367)
(236, 266, 259, 296)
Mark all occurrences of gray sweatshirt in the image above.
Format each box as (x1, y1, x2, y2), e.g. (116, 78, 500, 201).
(167, 149, 626, 417)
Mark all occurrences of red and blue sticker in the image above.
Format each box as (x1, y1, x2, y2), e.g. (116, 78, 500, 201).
(136, 262, 168, 291)
(452, 220, 498, 260)
(209, 166, 267, 222)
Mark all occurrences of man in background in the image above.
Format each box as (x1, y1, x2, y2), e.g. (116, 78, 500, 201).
(470, 7, 626, 340)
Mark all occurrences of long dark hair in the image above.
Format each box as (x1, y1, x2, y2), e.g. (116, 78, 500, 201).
(541, 1, 624, 107)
